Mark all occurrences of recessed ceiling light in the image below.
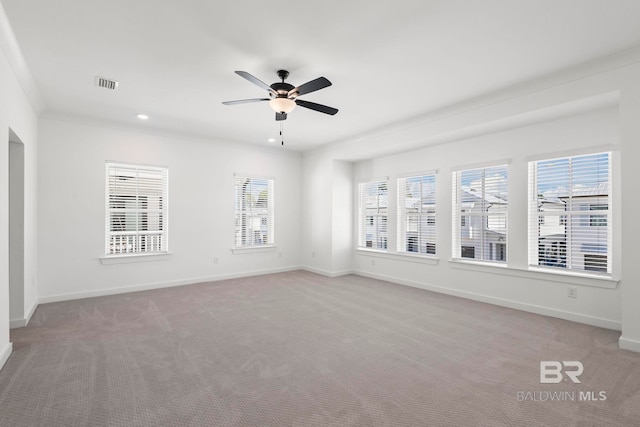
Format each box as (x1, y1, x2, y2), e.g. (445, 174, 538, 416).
(137, 114, 149, 120)
(267, 138, 276, 143)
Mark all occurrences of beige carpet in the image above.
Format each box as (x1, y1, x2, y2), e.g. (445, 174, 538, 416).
(0, 271, 639, 426)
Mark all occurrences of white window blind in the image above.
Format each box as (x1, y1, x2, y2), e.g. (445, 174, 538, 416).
(358, 179, 388, 250)
(452, 165, 508, 262)
(528, 152, 611, 274)
(105, 163, 168, 256)
(397, 174, 436, 255)
(234, 176, 274, 248)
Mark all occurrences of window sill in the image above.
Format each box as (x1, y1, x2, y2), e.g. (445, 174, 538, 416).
(100, 252, 172, 265)
(357, 249, 439, 265)
(356, 247, 388, 255)
(449, 259, 619, 289)
(450, 258, 508, 269)
(231, 245, 277, 254)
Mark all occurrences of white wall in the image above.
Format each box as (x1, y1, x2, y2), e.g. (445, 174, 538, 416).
(301, 157, 353, 276)
(301, 154, 334, 274)
(618, 78, 640, 352)
(353, 107, 621, 328)
(0, 2, 40, 369)
(37, 115, 302, 301)
(331, 160, 353, 274)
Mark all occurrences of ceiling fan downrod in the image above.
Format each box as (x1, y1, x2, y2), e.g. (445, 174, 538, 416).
(277, 69, 289, 83)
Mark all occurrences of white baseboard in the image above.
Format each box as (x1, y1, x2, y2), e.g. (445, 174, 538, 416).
(10, 299, 39, 329)
(9, 319, 25, 329)
(354, 270, 622, 331)
(302, 266, 353, 278)
(39, 266, 302, 304)
(0, 342, 12, 371)
(32, 266, 624, 334)
(619, 337, 640, 353)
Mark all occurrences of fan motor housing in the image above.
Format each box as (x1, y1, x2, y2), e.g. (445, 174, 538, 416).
(270, 82, 294, 95)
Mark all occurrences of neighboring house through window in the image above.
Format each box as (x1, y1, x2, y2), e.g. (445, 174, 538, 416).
(529, 152, 611, 274)
(105, 162, 168, 256)
(358, 179, 388, 250)
(452, 164, 508, 262)
(397, 173, 436, 256)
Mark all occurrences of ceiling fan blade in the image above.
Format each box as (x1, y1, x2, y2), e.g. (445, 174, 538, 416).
(288, 77, 332, 97)
(235, 71, 277, 95)
(222, 98, 269, 105)
(275, 112, 287, 121)
(295, 99, 338, 115)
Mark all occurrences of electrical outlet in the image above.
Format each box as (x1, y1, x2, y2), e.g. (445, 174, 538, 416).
(371, 258, 376, 266)
(213, 257, 219, 264)
(312, 252, 316, 258)
(567, 287, 577, 298)
(278, 252, 282, 258)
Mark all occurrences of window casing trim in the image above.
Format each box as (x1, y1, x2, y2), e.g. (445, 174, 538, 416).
(525, 144, 618, 163)
(397, 173, 437, 257)
(528, 151, 612, 276)
(231, 245, 277, 254)
(452, 164, 509, 263)
(450, 158, 511, 173)
(100, 252, 172, 264)
(234, 175, 275, 249)
(104, 162, 169, 258)
(357, 248, 439, 265)
(357, 179, 389, 251)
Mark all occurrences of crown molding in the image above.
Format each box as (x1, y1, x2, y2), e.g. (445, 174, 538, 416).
(308, 45, 640, 161)
(0, 2, 44, 115)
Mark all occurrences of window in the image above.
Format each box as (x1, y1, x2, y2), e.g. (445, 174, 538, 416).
(234, 176, 274, 248)
(397, 174, 436, 256)
(589, 204, 607, 227)
(529, 152, 611, 274)
(461, 246, 475, 258)
(584, 254, 607, 272)
(492, 243, 506, 261)
(452, 165, 508, 262)
(358, 179, 388, 251)
(105, 163, 168, 256)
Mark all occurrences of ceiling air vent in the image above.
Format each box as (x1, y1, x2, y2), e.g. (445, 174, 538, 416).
(95, 76, 119, 90)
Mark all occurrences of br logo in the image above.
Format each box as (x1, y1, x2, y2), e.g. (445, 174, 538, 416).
(540, 361, 584, 384)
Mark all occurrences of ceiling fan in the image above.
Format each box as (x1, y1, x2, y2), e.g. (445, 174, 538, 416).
(222, 70, 338, 121)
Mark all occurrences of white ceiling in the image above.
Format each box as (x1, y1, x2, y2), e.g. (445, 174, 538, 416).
(4, 0, 640, 151)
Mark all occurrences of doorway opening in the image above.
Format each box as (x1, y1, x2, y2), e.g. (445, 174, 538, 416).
(8, 128, 25, 327)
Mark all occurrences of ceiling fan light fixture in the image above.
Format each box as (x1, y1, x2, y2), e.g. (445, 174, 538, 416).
(223, 70, 337, 122)
(269, 97, 296, 113)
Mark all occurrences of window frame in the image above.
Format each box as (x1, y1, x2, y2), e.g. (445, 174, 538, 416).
(397, 173, 437, 257)
(452, 163, 509, 264)
(234, 175, 275, 250)
(528, 151, 612, 276)
(104, 162, 169, 258)
(357, 178, 389, 252)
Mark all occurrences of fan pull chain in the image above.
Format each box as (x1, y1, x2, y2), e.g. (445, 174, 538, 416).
(280, 122, 284, 146)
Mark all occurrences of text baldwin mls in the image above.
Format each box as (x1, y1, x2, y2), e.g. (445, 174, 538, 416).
(517, 390, 607, 402)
